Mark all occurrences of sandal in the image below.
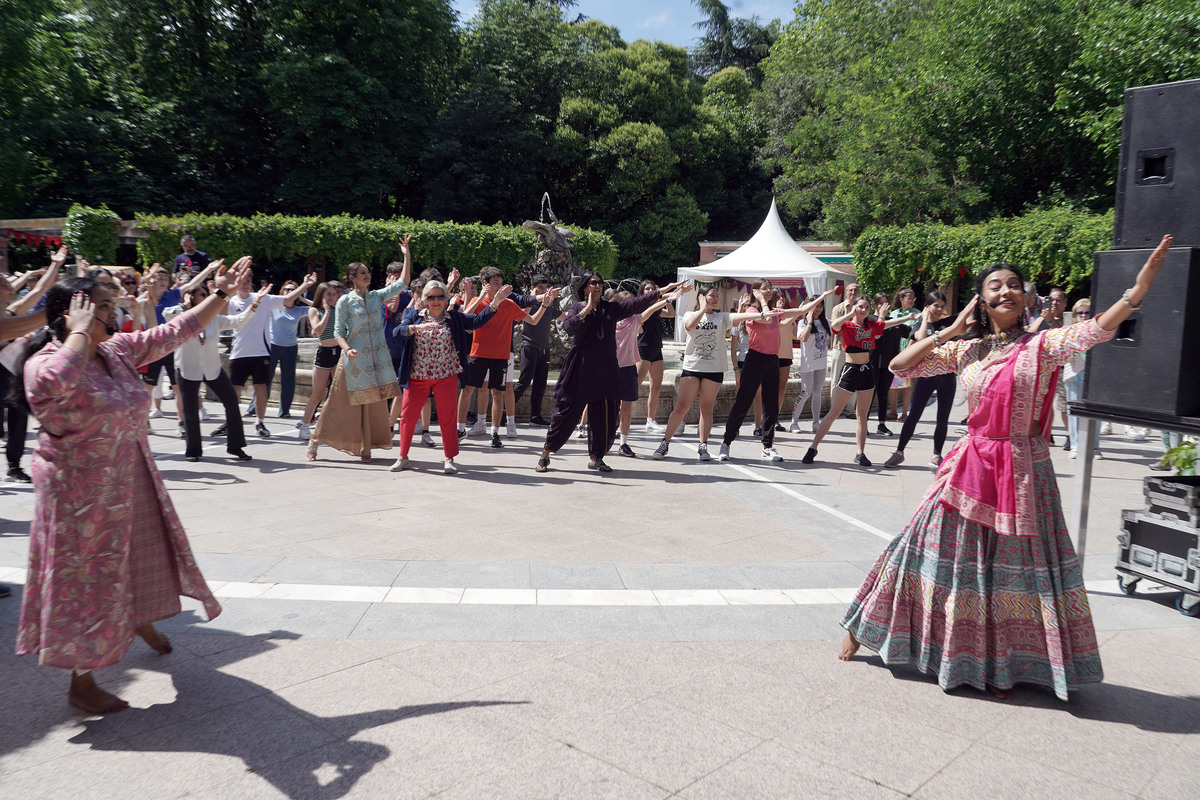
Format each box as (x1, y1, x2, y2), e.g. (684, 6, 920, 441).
(305, 444, 318, 462)
(587, 459, 612, 473)
(536, 456, 550, 473)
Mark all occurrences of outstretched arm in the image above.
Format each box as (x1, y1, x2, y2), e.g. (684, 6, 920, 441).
(10, 247, 67, 315)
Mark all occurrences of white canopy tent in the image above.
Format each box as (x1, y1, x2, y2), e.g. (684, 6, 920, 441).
(671, 199, 852, 341)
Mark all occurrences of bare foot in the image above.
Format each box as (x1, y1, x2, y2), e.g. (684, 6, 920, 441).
(69, 672, 129, 714)
(136, 624, 172, 654)
(305, 444, 318, 462)
(839, 632, 860, 661)
(987, 685, 1014, 700)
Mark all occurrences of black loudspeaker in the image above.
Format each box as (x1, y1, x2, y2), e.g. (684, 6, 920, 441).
(1114, 78, 1200, 249)
(1083, 247, 1200, 417)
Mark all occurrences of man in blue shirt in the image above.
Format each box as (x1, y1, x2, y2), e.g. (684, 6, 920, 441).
(174, 235, 210, 277)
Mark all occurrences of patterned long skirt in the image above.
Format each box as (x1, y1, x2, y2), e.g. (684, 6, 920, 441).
(841, 459, 1102, 701)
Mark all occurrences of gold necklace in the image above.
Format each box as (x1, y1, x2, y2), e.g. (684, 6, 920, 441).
(978, 325, 1024, 357)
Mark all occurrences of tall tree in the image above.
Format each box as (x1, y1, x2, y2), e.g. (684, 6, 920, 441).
(690, 0, 779, 87)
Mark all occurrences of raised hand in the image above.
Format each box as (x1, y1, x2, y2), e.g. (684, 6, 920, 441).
(399, 234, 412, 257)
(216, 257, 251, 293)
(494, 284, 514, 303)
(254, 283, 273, 301)
(49, 246, 69, 268)
(65, 291, 95, 333)
(302, 271, 318, 287)
(947, 296, 980, 338)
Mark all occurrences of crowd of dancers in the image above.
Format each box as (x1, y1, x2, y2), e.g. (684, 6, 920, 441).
(1, 231, 1179, 711)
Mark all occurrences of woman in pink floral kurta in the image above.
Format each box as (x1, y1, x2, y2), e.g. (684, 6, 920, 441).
(13, 260, 250, 713)
(839, 236, 1172, 701)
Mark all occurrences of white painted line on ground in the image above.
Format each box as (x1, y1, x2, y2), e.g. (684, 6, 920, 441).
(720, 457, 897, 542)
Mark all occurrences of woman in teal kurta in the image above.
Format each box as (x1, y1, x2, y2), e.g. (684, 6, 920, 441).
(309, 245, 411, 462)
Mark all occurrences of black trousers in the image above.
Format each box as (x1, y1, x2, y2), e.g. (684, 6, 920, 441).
(723, 349, 779, 447)
(178, 370, 247, 458)
(514, 343, 550, 418)
(544, 396, 618, 460)
(896, 373, 957, 455)
(0, 367, 28, 469)
(873, 364, 893, 425)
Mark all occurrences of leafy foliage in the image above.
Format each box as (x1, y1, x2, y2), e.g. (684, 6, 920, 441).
(62, 204, 121, 262)
(690, 0, 780, 87)
(853, 209, 1114, 295)
(134, 213, 617, 283)
(760, 0, 1194, 242)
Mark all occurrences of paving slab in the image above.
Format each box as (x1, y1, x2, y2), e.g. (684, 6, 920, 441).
(1, 403, 1197, 799)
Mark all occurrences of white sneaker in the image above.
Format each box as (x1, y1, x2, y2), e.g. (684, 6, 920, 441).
(421, 431, 435, 448)
(1068, 449, 1077, 459)
(697, 443, 711, 461)
(575, 425, 587, 439)
(467, 419, 486, 437)
(1125, 427, 1147, 442)
(644, 419, 664, 433)
(718, 443, 730, 461)
(761, 447, 783, 462)
(676, 422, 686, 436)
(1099, 422, 1112, 435)
(148, 408, 163, 419)
(443, 458, 458, 475)
(506, 421, 518, 438)
(788, 419, 801, 433)
(390, 456, 410, 472)
(414, 421, 423, 435)
(199, 406, 210, 421)
(297, 421, 311, 440)
(160, 389, 174, 400)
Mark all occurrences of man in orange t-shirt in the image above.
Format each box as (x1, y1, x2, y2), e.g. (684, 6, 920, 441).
(457, 267, 550, 448)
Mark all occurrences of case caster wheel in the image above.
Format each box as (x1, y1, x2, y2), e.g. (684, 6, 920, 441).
(1176, 595, 1200, 618)
(1117, 576, 1139, 596)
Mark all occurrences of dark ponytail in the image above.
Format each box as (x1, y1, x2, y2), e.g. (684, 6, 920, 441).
(7, 278, 102, 414)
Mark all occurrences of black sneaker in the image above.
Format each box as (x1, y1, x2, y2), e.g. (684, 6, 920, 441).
(618, 443, 636, 458)
(1062, 438, 1072, 451)
(753, 427, 763, 439)
(490, 432, 503, 449)
(876, 425, 894, 436)
(211, 423, 228, 437)
(6, 466, 31, 483)
(854, 453, 873, 467)
(530, 415, 549, 426)
(255, 421, 271, 438)
(228, 449, 253, 461)
(774, 423, 786, 432)
(801, 447, 817, 464)
(466, 411, 478, 424)
(0, 583, 10, 598)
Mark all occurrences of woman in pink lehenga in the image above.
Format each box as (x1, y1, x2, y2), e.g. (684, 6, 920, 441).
(840, 236, 1172, 701)
(9, 260, 252, 713)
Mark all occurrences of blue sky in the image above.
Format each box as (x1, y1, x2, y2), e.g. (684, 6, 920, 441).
(450, 1, 796, 49)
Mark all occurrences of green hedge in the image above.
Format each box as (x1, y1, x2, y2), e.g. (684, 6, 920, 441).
(854, 209, 1115, 293)
(135, 213, 618, 283)
(63, 203, 121, 263)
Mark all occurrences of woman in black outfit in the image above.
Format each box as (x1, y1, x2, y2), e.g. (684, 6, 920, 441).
(635, 279, 676, 432)
(883, 291, 958, 469)
(868, 293, 913, 437)
(538, 273, 687, 473)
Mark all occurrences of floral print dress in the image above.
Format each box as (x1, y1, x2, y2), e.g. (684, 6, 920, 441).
(17, 314, 221, 671)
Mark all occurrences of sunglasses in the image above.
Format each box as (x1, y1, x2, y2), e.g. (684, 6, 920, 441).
(426, 294, 446, 300)
(587, 280, 603, 286)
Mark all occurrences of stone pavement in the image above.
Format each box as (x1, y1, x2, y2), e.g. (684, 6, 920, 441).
(1, 408, 1197, 799)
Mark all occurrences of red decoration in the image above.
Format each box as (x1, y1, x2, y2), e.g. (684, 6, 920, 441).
(959, 265, 967, 278)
